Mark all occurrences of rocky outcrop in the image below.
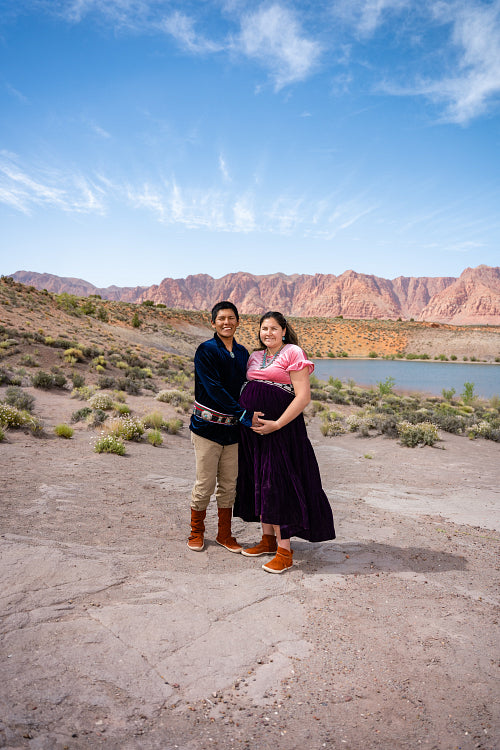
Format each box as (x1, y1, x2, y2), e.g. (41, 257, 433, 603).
(10, 265, 500, 324)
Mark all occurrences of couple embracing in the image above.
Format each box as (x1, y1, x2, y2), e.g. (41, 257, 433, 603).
(188, 301, 335, 574)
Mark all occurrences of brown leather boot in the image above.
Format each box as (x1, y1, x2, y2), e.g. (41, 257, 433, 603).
(262, 546, 293, 574)
(241, 534, 278, 557)
(187, 508, 206, 551)
(215, 507, 242, 553)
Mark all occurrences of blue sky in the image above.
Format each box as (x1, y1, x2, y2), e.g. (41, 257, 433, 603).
(1, 0, 499, 287)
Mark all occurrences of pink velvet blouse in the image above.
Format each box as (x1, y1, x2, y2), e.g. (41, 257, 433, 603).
(246, 344, 314, 385)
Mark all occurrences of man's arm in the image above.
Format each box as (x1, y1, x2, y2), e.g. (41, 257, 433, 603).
(195, 347, 255, 427)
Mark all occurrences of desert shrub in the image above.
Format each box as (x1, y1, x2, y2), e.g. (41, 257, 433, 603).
(71, 385, 97, 400)
(116, 377, 141, 395)
(54, 423, 74, 439)
(0, 367, 13, 385)
(92, 355, 107, 369)
(64, 348, 84, 363)
(164, 418, 183, 435)
(31, 370, 55, 389)
(368, 351, 378, 358)
(431, 411, 467, 434)
(0, 426, 4, 441)
(309, 401, 328, 416)
(94, 435, 125, 455)
(114, 402, 131, 415)
(4, 386, 35, 412)
(398, 421, 439, 447)
(71, 373, 85, 388)
(372, 413, 399, 438)
(20, 354, 39, 367)
(142, 411, 165, 429)
(71, 406, 93, 423)
(442, 388, 456, 402)
(113, 390, 127, 402)
(52, 371, 67, 388)
(156, 389, 192, 411)
(107, 416, 145, 441)
(311, 388, 327, 401)
(89, 393, 114, 410)
(97, 375, 117, 390)
(0, 403, 43, 434)
(87, 409, 108, 428)
(147, 429, 163, 447)
(320, 411, 346, 436)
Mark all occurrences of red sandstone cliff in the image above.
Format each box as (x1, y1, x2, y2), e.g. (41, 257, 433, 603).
(9, 266, 500, 324)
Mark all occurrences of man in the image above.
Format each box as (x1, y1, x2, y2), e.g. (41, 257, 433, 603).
(188, 301, 261, 553)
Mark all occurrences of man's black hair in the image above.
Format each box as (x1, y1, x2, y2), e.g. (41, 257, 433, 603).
(211, 301, 239, 322)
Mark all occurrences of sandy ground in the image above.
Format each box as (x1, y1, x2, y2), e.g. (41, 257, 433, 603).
(0, 387, 499, 750)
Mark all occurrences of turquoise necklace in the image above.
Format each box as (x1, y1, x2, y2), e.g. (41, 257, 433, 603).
(260, 345, 284, 369)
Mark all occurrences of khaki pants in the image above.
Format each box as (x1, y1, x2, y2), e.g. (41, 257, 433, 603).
(190, 432, 239, 511)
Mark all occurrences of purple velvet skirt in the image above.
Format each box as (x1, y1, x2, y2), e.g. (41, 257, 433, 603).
(234, 380, 336, 542)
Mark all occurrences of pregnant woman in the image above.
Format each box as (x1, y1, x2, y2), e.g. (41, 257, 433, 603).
(234, 311, 336, 573)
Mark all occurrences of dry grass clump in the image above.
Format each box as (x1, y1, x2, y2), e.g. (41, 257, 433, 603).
(54, 423, 74, 439)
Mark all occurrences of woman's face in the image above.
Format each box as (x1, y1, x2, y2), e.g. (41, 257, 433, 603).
(260, 317, 285, 352)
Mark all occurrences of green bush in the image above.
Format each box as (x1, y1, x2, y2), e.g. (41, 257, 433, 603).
(54, 423, 74, 439)
(0, 403, 43, 434)
(71, 385, 97, 400)
(71, 373, 85, 388)
(31, 370, 55, 389)
(107, 416, 145, 441)
(156, 389, 192, 411)
(142, 411, 165, 429)
(147, 429, 163, 447)
(20, 354, 39, 367)
(71, 407, 93, 423)
(320, 411, 346, 436)
(0, 426, 4, 442)
(398, 421, 439, 447)
(164, 418, 183, 435)
(114, 402, 131, 415)
(377, 376, 395, 395)
(87, 409, 108, 428)
(4, 386, 35, 412)
(89, 393, 114, 410)
(94, 435, 126, 455)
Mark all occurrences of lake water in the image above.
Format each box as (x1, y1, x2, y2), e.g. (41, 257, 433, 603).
(312, 359, 500, 399)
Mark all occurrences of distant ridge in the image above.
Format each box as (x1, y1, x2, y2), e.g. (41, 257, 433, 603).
(10, 266, 500, 325)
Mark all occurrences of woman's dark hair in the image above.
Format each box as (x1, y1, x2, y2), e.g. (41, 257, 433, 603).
(211, 301, 239, 322)
(257, 311, 299, 349)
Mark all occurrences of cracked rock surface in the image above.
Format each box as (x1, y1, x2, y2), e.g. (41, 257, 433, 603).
(1, 390, 499, 749)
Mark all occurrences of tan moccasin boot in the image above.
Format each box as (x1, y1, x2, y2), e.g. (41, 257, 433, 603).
(262, 546, 293, 574)
(241, 534, 278, 557)
(215, 507, 242, 553)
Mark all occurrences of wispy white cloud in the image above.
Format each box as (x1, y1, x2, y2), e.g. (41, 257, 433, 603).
(332, 0, 411, 37)
(219, 154, 231, 182)
(160, 10, 223, 54)
(237, 4, 322, 90)
(5, 82, 29, 104)
(424, 1, 500, 123)
(0, 152, 106, 215)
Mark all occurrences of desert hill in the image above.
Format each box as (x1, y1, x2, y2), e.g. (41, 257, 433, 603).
(1, 277, 499, 367)
(11, 265, 500, 325)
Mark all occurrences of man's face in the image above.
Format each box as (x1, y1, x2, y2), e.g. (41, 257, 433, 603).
(212, 309, 239, 340)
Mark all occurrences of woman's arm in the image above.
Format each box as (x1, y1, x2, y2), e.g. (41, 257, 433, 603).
(251, 368, 311, 435)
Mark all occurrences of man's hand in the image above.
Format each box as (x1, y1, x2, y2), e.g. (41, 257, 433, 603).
(251, 411, 264, 428)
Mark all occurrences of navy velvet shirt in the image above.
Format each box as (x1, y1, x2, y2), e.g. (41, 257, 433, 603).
(189, 333, 253, 446)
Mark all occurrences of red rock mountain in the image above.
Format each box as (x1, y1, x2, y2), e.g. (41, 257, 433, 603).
(10, 266, 500, 324)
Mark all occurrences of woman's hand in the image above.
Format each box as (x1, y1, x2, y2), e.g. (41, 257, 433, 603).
(251, 417, 280, 435)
